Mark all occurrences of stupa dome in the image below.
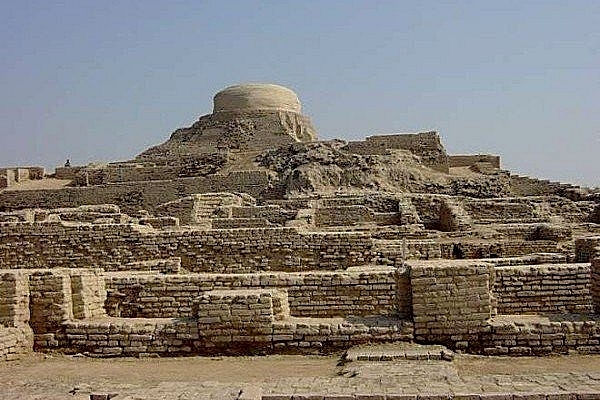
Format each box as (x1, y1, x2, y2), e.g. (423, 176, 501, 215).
(213, 83, 302, 114)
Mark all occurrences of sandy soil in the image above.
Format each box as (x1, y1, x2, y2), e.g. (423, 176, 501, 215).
(0, 353, 337, 387)
(2, 353, 600, 394)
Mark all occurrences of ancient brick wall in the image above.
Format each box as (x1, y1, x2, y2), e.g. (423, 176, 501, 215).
(314, 205, 374, 227)
(0, 224, 373, 272)
(410, 261, 494, 351)
(0, 271, 30, 328)
(592, 258, 600, 314)
(230, 205, 296, 225)
(106, 268, 410, 319)
(0, 171, 270, 213)
(197, 289, 276, 349)
(0, 270, 33, 360)
(0, 169, 15, 189)
(1, 261, 600, 358)
(463, 198, 540, 223)
(484, 316, 600, 356)
(70, 270, 107, 319)
(343, 132, 449, 172)
(449, 154, 501, 169)
(28, 271, 73, 349)
(494, 264, 593, 315)
(211, 218, 272, 229)
(155, 193, 245, 225)
(439, 240, 559, 260)
(575, 237, 600, 262)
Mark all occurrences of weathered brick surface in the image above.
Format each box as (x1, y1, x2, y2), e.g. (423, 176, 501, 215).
(0, 271, 30, 327)
(29, 271, 74, 349)
(0, 224, 373, 272)
(106, 268, 410, 319)
(484, 316, 600, 356)
(70, 270, 107, 319)
(0, 171, 270, 213)
(0, 270, 33, 360)
(2, 260, 600, 358)
(592, 258, 600, 314)
(410, 260, 494, 350)
(576, 237, 600, 263)
(495, 264, 593, 315)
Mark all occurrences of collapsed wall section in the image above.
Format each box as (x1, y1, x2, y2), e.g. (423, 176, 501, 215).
(343, 131, 449, 173)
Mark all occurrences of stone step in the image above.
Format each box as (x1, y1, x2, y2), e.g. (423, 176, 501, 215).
(343, 343, 454, 363)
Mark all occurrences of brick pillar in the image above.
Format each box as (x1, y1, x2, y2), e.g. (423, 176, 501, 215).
(0, 271, 34, 359)
(0, 271, 30, 327)
(29, 271, 73, 349)
(410, 261, 494, 351)
(197, 289, 275, 353)
(70, 269, 107, 319)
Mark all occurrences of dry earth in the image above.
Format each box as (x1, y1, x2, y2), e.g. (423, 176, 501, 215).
(2, 353, 600, 399)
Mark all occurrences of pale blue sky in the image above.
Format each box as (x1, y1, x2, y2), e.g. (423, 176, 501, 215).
(1, 1, 598, 186)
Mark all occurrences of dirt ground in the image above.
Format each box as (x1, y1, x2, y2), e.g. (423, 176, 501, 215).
(0, 353, 338, 386)
(2, 353, 600, 386)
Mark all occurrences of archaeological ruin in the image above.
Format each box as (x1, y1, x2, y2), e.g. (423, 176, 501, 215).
(1, 83, 600, 398)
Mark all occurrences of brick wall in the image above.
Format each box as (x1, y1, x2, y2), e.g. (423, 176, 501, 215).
(463, 199, 539, 223)
(231, 205, 297, 225)
(105, 268, 410, 319)
(0, 271, 30, 327)
(343, 131, 449, 172)
(439, 240, 559, 259)
(575, 237, 600, 262)
(0, 224, 374, 272)
(410, 260, 494, 351)
(484, 315, 600, 356)
(494, 264, 593, 315)
(28, 271, 73, 349)
(0, 172, 270, 213)
(70, 270, 107, 319)
(314, 205, 374, 227)
(0, 270, 33, 361)
(449, 154, 501, 169)
(592, 258, 600, 314)
(197, 289, 276, 350)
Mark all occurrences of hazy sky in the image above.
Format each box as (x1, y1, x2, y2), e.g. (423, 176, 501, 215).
(1, 1, 598, 186)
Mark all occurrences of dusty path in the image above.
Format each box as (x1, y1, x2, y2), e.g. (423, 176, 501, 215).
(2, 353, 600, 399)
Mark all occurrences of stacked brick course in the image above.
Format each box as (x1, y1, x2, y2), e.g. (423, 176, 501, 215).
(494, 264, 593, 315)
(0, 171, 270, 212)
(1, 259, 600, 358)
(592, 258, 600, 314)
(0, 271, 33, 360)
(0, 224, 373, 272)
(485, 315, 600, 356)
(575, 237, 600, 262)
(410, 261, 494, 351)
(105, 268, 410, 319)
(197, 289, 278, 350)
(29, 271, 74, 349)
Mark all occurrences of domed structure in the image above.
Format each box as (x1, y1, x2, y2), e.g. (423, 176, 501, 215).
(136, 83, 318, 162)
(213, 83, 302, 114)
